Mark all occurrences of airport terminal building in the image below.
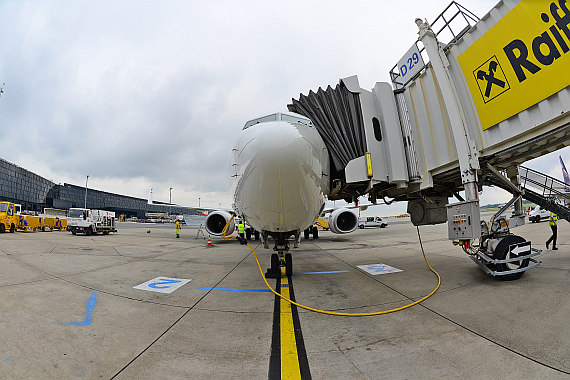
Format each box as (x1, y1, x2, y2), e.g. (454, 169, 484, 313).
(0, 158, 199, 218)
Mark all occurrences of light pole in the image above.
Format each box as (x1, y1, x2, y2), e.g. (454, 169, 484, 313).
(84, 175, 89, 208)
(169, 187, 173, 204)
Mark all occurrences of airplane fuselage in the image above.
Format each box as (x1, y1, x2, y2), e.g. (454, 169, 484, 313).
(231, 114, 330, 237)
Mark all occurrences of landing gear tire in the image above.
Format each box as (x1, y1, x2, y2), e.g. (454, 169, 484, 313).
(493, 235, 530, 281)
(10, 224, 15, 233)
(254, 230, 260, 240)
(246, 228, 252, 240)
(312, 226, 319, 239)
(304, 229, 310, 239)
(264, 253, 280, 278)
(285, 253, 292, 277)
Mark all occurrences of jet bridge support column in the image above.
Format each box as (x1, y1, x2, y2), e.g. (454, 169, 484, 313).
(416, 18, 481, 238)
(506, 166, 524, 217)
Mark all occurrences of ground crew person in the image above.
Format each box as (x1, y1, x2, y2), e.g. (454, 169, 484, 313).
(175, 219, 180, 238)
(546, 212, 558, 250)
(238, 220, 245, 240)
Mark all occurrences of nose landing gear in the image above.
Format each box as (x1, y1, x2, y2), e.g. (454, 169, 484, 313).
(265, 237, 293, 278)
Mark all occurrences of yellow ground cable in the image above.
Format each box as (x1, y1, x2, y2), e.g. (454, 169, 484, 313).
(248, 226, 441, 316)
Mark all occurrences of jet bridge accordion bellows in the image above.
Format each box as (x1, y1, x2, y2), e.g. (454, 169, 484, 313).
(288, 81, 367, 172)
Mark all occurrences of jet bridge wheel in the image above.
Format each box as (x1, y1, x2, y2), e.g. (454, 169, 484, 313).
(492, 235, 530, 281)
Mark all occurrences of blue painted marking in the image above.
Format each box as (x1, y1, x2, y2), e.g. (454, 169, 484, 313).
(149, 279, 182, 289)
(5, 358, 11, 361)
(198, 287, 271, 293)
(67, 292, 97, 326)
(293, 270, 349, 275)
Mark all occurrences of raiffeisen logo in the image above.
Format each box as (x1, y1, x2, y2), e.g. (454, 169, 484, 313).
(503, 0, 570, 83)
(458, 0, 570, 130)
(473, 55, 510, 103)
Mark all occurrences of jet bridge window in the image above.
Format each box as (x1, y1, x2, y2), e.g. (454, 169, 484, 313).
(372, 117, 382, 142)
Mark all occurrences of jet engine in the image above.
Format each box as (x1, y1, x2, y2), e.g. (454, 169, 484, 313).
(328, 208, 358, 234)
(205, 211, 235, 236)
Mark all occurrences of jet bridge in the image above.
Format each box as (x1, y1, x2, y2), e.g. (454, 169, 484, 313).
(288, 0, 570, 279)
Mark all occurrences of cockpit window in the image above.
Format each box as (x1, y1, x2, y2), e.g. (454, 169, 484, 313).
(243, 113, 313, 129)
(281, 114, 313, 126)
(243, 114, 278, 129)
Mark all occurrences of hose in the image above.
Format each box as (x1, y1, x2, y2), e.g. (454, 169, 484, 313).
(247, 225, 441, 316)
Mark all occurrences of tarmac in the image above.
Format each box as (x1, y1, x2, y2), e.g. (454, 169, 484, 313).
(0, 214, 568, 379)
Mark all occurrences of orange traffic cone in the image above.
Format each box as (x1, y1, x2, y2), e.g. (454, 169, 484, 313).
(207, 235, 212, 246)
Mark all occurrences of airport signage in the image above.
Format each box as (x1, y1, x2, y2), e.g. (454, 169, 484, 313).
(357, 263, 402, 275)
(133, 277, 192, 294)
(457, 0, 570, 130)
(397, 42, 425, 84)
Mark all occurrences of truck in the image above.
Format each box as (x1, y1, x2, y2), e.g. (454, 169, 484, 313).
(67, 208, 117, 235)
(358, 216, 388, 229)
(528, 206, 549, 223)
(0, 201, 19, 233)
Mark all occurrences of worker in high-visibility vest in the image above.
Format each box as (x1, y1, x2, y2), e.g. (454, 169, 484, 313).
(175, 219, 180, 238)
(238, 221, 245, 240)
(546, 212, 558, 250)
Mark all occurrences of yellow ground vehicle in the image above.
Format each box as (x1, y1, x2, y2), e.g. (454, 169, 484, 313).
(316, 217, 329, 230)
(18, 215, 43, 232)
(42, 216, 66, 231)
(0, 201, 19, 233)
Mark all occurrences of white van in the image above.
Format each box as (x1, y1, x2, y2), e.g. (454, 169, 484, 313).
(358, 216, 388, 229)
(529, 206, 549, 223)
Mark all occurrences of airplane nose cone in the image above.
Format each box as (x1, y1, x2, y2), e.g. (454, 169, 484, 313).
(232, 121, 327, 232)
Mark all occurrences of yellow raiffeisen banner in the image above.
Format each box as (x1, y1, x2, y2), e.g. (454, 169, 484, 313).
(457, 0, 570, 130)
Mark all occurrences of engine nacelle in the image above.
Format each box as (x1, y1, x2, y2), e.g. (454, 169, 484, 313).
(328, 208, 358, 234)
(205, 211, 235, 236)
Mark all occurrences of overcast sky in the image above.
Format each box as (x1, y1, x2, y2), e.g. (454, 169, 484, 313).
(1, 0, 567, 216)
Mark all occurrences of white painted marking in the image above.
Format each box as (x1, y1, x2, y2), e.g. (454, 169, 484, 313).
(133, 277, 192, 294)
(357, 263, 402, 275)
(510, 242, 531, 255)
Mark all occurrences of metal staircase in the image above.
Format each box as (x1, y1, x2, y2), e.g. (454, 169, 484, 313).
(518, 166, 570, 222)
(486, 165, 570, 222)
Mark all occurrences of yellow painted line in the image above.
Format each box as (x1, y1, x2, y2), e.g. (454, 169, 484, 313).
(280, 277, 301, 380)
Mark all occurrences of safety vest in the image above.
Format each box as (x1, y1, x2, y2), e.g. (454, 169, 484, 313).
(549, 213, 558, 227)
(238, 223, 245, 233)
(176, 221, 180, 229)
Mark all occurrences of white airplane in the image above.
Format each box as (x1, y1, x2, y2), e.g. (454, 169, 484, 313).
(199, 112, 362, 277)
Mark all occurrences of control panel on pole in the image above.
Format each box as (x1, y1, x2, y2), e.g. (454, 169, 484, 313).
(447, 201, 481, 240)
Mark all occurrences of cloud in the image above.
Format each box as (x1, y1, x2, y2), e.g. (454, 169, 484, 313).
(0, 0, 504, 210)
